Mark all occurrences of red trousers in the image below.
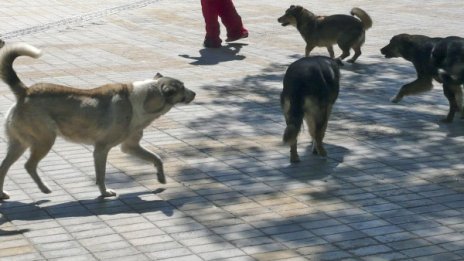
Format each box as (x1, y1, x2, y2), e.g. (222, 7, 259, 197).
(201, 0, 247, 44)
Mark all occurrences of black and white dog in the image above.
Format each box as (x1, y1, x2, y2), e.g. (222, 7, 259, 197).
(281, 56, 340, 162)
(381, 34, 464, 122)
(432, 36, 464, 84)
(432, 36, 464, 121)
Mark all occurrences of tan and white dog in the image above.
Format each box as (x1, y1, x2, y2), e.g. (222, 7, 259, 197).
(0, 42, 195, 199)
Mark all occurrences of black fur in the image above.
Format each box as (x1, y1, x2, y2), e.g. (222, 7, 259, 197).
(281, 56, 340, 162)
(432, 36, 464, 83)
(381, 34, 464, 122)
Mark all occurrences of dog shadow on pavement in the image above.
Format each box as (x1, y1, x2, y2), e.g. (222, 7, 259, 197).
(0, 190, 177, 235)
(179, 43, 247, 65)
(278, 143, 349, 182)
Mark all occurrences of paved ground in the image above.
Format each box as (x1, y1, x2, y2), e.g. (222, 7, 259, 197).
(1, 0, 464, 260)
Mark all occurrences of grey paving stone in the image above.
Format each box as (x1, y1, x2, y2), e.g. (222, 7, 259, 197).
(401, 245, 448, 258)
(349, 245, 393, 256)
(42, 247, 89, 259)
(199, 248, 247, 261)
(147, 247, 193, 260)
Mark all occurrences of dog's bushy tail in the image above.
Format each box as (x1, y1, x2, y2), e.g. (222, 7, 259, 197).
(350, 7, 372, 30)
(0, 42, 42, 100)
(283, 123, 302, 145)
(282, 96, 304, 145)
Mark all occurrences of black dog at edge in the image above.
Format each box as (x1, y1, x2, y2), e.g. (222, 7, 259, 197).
(381, 34, 464, 122)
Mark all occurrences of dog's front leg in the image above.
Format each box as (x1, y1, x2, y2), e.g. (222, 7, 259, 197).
(391, 77, 433, 103)
(326, 46, 335, 58)
(305, 44, 315, 57)
(121, 131, 166, 184)
(0, 140, 27, 200)
(93, 144, 116, 197)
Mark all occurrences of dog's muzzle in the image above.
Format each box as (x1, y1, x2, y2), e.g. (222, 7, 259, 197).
(277, 17, 290, 26)
(380, 47, 393, 58)
(183, 90, 196, 104)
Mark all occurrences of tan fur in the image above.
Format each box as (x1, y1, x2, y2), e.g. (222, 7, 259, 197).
(350, 7, 373, 30)
(303, 97, 332, 157)
(278, 5, 372, 63)
(0, 43, 195, 199)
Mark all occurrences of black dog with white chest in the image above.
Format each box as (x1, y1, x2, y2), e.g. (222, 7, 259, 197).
(432, 36, 464, 83)
(381, 34, 464, 122)
(281, 56, 340, 163)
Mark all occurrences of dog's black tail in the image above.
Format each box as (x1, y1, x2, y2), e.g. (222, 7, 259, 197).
(350, 7, 372, 30)
(0, 43, 42, 100)
(282, 95, 304, 145)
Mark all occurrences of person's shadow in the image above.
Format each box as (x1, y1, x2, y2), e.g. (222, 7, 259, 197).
(179, 43, 247, 65)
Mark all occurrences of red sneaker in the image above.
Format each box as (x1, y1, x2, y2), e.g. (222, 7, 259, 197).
(225, 31, 248, 42)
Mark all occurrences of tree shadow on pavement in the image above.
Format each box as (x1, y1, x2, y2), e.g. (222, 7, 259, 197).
(160, 55, 464, 259)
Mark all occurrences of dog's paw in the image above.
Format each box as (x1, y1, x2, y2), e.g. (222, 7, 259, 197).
(155, 165, 166, 184)
(317, 149, 327, 157)
(440, 117, 453, 123)
(312, 147, 318, 155)
(101, 189, 117, 198)
(40, 184, 52, 194)
(390, 95, 402, 103)
(346, 59, 356, 64)
(335, 59, 344, 66)
(157, 173, 166, 184)
(0, 191, 10, 200)
(290, 154, 300, 163)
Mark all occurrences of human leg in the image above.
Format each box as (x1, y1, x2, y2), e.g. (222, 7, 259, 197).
(218, 0, 248, 42)
(201, 0, 222, 47)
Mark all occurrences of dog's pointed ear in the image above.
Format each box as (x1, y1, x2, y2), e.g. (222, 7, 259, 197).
(288, 5, 303, 14)
(154, 73, 163, 79)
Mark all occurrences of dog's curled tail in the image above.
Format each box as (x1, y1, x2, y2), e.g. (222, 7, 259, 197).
(350, 7, 372, 30)
(0, 43, 42, 100)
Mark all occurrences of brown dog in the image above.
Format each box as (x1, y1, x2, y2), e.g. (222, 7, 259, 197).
(278, 5, 372, 64)
(0, 43, 195, 199)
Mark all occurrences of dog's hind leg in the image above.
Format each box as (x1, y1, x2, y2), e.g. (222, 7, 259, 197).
(305, 44, 315, 57)
(93, 144, 116, 197)
(314, 105, 332, 157)
(347, 33, 365, 63)
(303, 98, 325, 156)
(442, 81, 462, 123)
(282, 97, 303, 163)
(347, 45, 362, 63)
(336, 43, 351, 61)
(0, 139, 27, 200)
(391, 77, 433, 103)
(305, 115, 317, 155)
(326, 46, 335, 58)
(25, 138, 55, 194)
(121, 130, 166, 184)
